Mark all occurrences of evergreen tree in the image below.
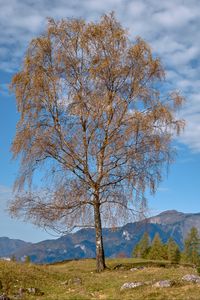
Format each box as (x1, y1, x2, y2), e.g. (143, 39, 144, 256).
(133, 243, 140, 258)
(148, 233, 165, 260)
(167, 237, 180, 263)
(183, 227, 200, 265)
(133, 232, 150, 258)
(162, 244, 168, 260)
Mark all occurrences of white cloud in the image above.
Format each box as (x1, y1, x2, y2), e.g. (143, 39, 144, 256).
(179, 119, 200, 153)
(153, 5, 196, 28)
(177, 92, 200, 152)
(0, 0, 200, 152)
(169, 46, 199, 67)
(127, 1, 146, 17)
(152, 36, 185, 56)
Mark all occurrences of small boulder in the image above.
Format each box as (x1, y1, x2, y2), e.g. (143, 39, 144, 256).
(72, 277, 82, 285)
(152, 280, 172, 288)
(120, 282, 143, 290)
(66, 277, 82, 285)
(137, 266, 145, 270)
(27, 287, 44, 295)
(18, 287, 26, 295)
(182, 274, 200, 283)
(130, 268, 138, 272)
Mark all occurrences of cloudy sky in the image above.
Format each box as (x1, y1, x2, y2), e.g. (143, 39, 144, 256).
(0, 0, 200, 242)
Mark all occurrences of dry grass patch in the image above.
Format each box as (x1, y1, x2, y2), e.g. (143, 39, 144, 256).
(0, 258, 199, 299)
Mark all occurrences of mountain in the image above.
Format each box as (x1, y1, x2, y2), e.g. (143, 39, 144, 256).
(1, 210, 200, 263)
(0, 237, 31, 257)
(148, 210, 200, 239)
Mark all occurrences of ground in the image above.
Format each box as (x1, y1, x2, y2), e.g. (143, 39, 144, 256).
(0, 258, 200, 299)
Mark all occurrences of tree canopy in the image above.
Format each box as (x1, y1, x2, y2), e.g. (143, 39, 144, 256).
(10, 13, 184, 271)
(133, 232, 150, 258)
(167, 237, 180, 263)
(148, 233, 166, 260)
(183, 227, 200, 265)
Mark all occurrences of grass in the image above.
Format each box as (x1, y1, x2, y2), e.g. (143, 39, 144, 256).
(0, 258, 199, 299)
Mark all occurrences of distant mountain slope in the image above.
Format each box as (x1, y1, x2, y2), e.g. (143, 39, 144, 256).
(1, 210, 200, 263)
(0, 237, 31, 257)
(148, 210, 200, 239)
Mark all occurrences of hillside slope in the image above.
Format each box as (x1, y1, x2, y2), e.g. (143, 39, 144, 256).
(0, 258, 200, 300)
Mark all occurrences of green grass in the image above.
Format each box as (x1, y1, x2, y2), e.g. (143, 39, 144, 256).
(0, 258, 199, 299)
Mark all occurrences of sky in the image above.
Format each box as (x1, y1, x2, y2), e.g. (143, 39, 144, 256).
(0, 0, 200, 242)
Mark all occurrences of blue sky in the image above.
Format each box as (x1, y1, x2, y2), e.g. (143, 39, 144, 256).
(0, 0, 200, 242)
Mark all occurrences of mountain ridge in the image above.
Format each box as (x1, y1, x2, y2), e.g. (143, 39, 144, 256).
(1, 210, 200, 263)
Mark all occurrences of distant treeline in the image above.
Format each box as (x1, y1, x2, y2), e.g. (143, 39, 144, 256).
(132, 227, 200, 265)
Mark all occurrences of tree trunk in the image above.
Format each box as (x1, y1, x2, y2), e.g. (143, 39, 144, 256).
(94, 202, 106, 272)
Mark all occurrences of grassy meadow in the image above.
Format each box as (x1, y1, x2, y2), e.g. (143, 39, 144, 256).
(0, 258, 200, 299)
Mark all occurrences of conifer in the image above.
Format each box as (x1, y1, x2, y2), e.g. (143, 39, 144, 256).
(133, 232, 150, 258)
(183, 227, 200, 265)
(167, 237, 180, 263)
(148, 233, 165, 260)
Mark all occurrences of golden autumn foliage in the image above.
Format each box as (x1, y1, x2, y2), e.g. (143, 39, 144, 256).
(10, 13, 184, 272)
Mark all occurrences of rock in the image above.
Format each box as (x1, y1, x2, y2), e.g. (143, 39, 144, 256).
(18, 287, 26, 295)
(72, 277, 82, 285)
(12, 288, 27, 299)
(130, 266, 145, 271)
(130, 268, 138, 271)
(152, 280, 172, 288)
(120, 282, 144, 290)
(0, 294, 10, 300)
(65, 277, 82, 285)
(27, 287, 44, 295)
(182, 274, 200, 283)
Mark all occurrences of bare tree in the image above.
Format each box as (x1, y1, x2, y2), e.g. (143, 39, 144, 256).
(10, 13, 184, 272)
